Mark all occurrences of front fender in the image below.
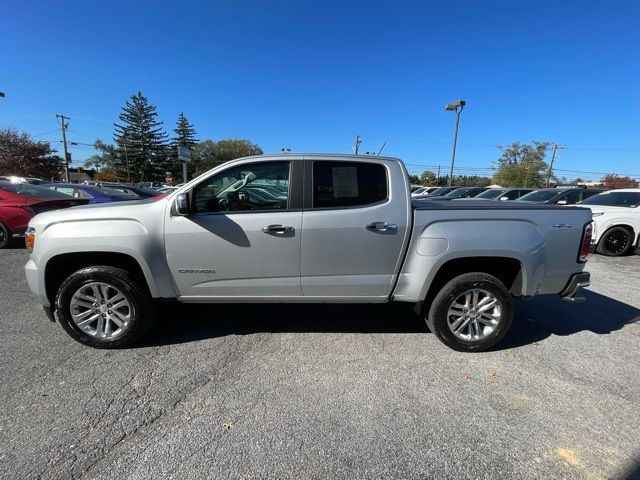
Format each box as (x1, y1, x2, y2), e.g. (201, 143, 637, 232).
(31, 218, 175, 305)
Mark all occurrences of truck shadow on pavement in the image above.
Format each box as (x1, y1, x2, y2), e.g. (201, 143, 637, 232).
(139, 290, 640, 350)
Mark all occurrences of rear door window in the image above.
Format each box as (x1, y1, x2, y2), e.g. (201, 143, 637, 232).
(313, 161, 387, 208)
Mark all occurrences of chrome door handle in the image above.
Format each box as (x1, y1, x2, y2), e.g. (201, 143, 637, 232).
(365, 222, 397, 232)
(262, 224, 294, 234)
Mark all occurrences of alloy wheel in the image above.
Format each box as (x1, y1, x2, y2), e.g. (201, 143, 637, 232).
(605, 230, 629, 255)
(70, 282, 132, 338)
(446, 288, 502, 341)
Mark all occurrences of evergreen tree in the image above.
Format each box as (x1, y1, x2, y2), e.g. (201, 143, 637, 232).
(170, 113, 198, 176)
(113, 92, 168, 182)
(172, 113, 198, 150)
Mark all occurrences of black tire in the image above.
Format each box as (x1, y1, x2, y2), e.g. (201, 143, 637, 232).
(595, 226, 633, 257)
(55, 266, 156, 348)
(425, 272, 513, 352)
(0, 222, 12, 249)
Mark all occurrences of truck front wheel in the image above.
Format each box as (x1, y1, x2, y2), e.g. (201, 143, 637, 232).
(425, 272, 513, 352)
(55, 266, 156, 348)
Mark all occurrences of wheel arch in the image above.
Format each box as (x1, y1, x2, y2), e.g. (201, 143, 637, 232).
(420, 256, 524, 311)
(44, 252, 153, 306)
(598, 223, 636, 246)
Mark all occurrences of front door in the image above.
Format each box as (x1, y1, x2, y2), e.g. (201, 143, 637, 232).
(165, 160, 303, 299)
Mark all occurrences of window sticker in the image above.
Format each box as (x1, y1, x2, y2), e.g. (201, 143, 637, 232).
(332, 166, 359, 198)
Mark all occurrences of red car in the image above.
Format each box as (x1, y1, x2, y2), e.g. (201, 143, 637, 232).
(0, 181, 89, 248)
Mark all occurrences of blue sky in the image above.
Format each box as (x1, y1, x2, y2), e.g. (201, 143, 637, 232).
(1, 0, 639, 180)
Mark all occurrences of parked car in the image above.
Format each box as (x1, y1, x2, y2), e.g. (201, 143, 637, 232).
(578, 189, 640, 256)
(517, 186, 606, 205)
(45, 183, 140, 204)
(91, 183, 166, 199)
(442, 187, 489, 199)
(0, 175, 47, 185)
(424, 186, 461, 197)
(411, 186, 439, 198)
(25, 154, 592, 352)
(0, 182, 88, 248)
(474, 188, 534, 201)
(137, 181, 164, 190)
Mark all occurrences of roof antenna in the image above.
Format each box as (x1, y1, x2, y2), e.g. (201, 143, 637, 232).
(377, 140, 387, 156)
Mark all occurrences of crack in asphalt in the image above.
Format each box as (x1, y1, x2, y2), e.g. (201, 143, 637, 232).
(69, 334, 271, 480)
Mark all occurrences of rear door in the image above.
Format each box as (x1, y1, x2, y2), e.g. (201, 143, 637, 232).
(300, 158, 410, 298)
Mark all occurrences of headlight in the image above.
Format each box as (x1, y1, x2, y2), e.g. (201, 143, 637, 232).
(25, 227, 36, 253)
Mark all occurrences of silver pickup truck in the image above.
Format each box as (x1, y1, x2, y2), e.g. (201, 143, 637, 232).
(24, 154, 592, 352)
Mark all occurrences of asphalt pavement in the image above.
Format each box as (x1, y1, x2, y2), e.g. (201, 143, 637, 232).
(1, 249, 639, 479)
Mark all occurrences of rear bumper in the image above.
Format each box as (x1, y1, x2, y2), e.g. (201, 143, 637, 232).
(559, 272, 590, 303)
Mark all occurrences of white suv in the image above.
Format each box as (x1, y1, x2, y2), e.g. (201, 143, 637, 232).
(579, 189, 640, 256)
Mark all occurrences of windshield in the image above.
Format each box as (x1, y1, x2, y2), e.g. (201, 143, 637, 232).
(0, 182, 74, 199)
(412, 187, 427, 195)
(580, 191, 640, 207)
(444, 188, 472, 198)
(475, 189, 507, 199)
(518, 190, 559, 202)
(95, 186, 139, 198)
(429, 187, 456, 197)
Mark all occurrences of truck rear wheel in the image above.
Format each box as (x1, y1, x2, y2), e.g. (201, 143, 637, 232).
(55, 266, 156, 348)
(425, 272, 513, 352)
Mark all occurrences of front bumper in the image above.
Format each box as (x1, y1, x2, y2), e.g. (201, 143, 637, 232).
(559, 272, 590, 303)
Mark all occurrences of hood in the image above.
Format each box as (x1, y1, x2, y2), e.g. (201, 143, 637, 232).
(28, 197, 167, 228)
(580, 205, 637, 215)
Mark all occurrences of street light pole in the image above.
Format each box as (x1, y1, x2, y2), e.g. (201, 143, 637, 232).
(445, 100, 466, 186)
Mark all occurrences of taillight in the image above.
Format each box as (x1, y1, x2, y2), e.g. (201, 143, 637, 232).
(578, 222, 593, 263)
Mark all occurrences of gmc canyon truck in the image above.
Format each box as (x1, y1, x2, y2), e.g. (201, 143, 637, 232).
(24, 154, 593, 352)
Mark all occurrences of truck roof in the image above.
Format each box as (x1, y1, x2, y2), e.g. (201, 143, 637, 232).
(238, 153, 403, 162)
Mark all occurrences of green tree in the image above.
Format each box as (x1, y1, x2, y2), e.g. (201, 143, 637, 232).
(408, 174, 420, 184)
(113, 92, 169, 182)
(172, 113, 198, 150)
(454, 175, 492, 186)
(419, 170, 437, 185)
(169, 113, 198, 177)
(492, 141, 550, 187)
(0, 128, 64, 180)
(193, 138, 263, 175)
(83, 140, 118, 173)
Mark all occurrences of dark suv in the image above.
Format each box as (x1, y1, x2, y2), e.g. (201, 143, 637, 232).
(517, 187, 607, 205)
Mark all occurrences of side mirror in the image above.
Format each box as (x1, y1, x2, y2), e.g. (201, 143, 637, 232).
(556, 199, 568, 205)
(175, 192, 191, 215)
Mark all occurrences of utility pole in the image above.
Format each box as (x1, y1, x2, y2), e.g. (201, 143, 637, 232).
(436, 165, 441, 184)
(545, 144, 564, 188)
(56, 114, 70, 182)
(353, 134, 362, 155)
